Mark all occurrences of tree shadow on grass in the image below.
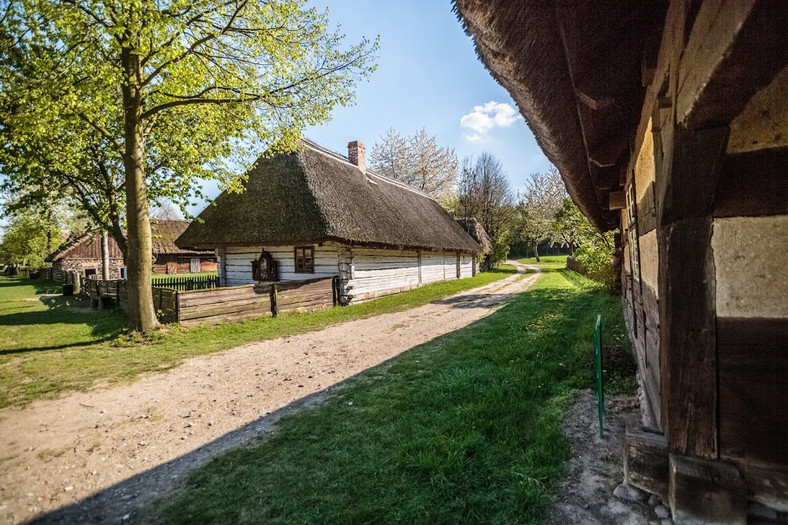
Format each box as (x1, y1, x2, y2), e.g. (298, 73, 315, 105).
(0, 295, 126, 356)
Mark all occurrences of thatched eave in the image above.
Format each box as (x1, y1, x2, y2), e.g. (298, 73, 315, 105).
(453, 0, 668, 231)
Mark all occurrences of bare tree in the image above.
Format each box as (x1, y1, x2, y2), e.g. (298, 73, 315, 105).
(456, 152, 516, 264)
(370, 128, 458, 201)
(150, 201, 183, 221)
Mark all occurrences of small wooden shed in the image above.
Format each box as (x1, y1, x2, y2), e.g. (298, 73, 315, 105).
(177, 140, 481, 303)
(455, 0, 787, 521)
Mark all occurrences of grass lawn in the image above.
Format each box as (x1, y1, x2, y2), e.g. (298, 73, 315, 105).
(140, 268, 630, 524)
(0, 266, 517, 409)
(517, 255, 568, 272)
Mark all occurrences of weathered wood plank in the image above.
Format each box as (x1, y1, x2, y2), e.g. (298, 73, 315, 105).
(718, 317, 788, 465)
(179, 299, 271, 322)
(624, 426, 669, 500)
(735, 460, 788, 512)
(669, 454, 747, 524)
(658, 218, 718, 458)
(677, 0, 787, 130)
(180, 310, 272, 327)
(714, 149, 788, 218)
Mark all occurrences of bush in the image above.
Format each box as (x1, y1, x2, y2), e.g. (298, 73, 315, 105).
(572, 243, 616, 291)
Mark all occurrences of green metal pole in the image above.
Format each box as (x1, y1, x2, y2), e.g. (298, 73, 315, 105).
(595, 314, 604, 438)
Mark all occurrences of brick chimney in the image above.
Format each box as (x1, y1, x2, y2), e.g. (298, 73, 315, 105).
(347, 141, 366, 173)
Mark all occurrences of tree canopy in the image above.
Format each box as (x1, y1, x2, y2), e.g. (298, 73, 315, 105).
(1, 0, 378, 330)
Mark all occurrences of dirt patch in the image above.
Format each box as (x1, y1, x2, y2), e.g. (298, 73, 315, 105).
(546, 390, 658, 525)
(0, 262, 539, 524)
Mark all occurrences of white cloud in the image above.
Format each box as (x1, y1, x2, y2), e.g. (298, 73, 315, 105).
(460, 101, 521, 141)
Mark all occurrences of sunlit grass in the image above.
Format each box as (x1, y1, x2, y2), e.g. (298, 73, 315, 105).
(141, 269, 630, 524)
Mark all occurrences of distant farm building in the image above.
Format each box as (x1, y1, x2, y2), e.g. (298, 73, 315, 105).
(177, 140, 481, 304)
(455, 0, 787, 522)
(46, 220, 216, 280)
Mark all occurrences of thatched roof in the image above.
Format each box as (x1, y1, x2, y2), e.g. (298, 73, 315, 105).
(149, 220, 211, 256)
(177, 141, 481, 253)
(455, 218, 493, 254)
(453, 1, 668, 231)
(46, 221, 210, 262)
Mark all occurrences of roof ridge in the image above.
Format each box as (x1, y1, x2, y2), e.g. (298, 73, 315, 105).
(300, 137, 436, 201)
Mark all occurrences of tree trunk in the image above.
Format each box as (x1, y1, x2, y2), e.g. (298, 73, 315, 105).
(534, 243, 541, 262)
(101, 231, 110, 280)
(122, 48, 159, 332)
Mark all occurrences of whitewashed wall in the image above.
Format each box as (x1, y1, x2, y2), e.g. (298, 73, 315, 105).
(221, 243, 339, 286)
(219, 243, 476, 301)
(459, 253, 473, 278)
(345, 248, 420, 300)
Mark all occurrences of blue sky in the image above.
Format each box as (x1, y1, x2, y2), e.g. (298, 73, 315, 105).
(183, 0, 552, 216)
(303, 0, 551, 190)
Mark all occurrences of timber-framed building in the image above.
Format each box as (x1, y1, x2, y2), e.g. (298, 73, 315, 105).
(455, 0, 787, 521)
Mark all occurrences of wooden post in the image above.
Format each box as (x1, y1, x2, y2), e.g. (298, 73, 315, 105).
(217, 247, 227, 287)
(417, 250, 423, 285)
(270, 282, 278, 317)
(656, 126, 728, 458)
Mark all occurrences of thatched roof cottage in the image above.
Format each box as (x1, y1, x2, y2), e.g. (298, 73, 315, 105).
(454, 0, 787, 521)
(177, 140, 481, 303)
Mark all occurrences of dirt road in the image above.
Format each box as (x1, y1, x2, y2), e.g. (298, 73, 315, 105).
(0, 261, 538, 524)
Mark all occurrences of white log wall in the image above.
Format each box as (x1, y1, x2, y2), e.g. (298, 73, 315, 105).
(219, 243, 476, 301)
(221, 244, 339, 286)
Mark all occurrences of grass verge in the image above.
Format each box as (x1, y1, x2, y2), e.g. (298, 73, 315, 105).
(0, 266, 517, 408)
(141, 269, 629, 524)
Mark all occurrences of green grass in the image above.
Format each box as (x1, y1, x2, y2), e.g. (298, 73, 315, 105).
(140, 269, 629, 525)
(0, 266, 517, 408)
(517, 255, 568, 273)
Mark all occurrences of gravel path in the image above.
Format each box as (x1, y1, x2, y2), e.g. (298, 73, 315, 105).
(0, 261, 539, 524)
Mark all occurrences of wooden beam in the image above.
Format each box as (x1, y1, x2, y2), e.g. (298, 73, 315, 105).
(669, 454, 747, 523)
(575, 88, 615, 111)
(659, 126, 729, 225)
(624, 426, 669, 500)
(714, 149, 788, 218)
(607, 191, 626, 210)
(677, 0, 788, 129)
(590, 134, 628, 168)
(658, 217, 718, 458)
(655, 127, 729, 459)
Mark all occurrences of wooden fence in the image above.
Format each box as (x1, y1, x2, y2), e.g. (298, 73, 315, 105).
(150, 274, 220, 291)
(88, 277, 336, 327)
(566, 257, 584, 274)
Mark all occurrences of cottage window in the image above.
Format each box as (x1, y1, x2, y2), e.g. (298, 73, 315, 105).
(294, 246, 314, 273)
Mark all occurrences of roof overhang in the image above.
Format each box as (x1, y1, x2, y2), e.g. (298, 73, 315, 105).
(454, 0, 669, 231)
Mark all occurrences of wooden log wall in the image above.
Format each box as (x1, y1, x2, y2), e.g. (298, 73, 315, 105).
(222, 244, 339, 286)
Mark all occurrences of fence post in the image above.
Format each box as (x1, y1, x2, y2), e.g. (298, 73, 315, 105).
(270, 282, 278, 317)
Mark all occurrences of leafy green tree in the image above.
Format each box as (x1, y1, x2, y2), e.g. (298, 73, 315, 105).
(0, 210, 61, 268)
(551, 198, 617, 289)
(2, 0, 377, 331)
